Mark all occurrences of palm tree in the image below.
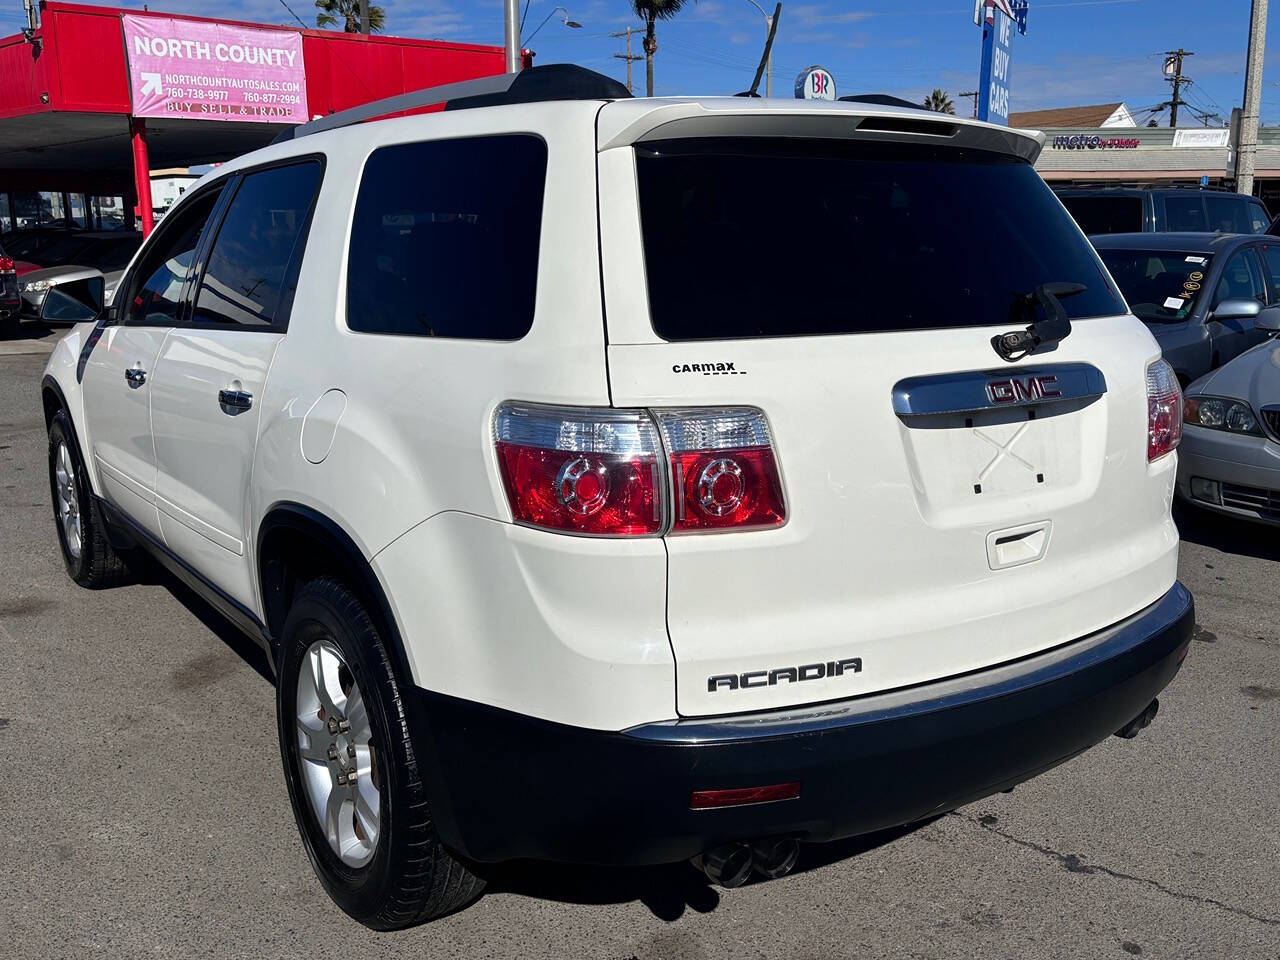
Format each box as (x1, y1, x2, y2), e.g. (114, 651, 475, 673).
(630, 0, 694, 97)
(315, 0, 386, 34)
(922, 88, 955, 115)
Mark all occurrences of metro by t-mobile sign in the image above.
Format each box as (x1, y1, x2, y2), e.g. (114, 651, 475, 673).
(974, 0, 1028, 126)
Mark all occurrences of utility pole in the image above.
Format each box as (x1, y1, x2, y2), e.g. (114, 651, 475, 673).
(1163, 48, 1193, 127)
(1238, 0, 1268, 195)
(958, 90, 979, 118)
(358, 0, 370, 34)
(503, 0, 522, 73)
(611, 28, 643, 95)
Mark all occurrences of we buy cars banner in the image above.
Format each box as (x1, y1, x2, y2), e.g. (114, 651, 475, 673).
(122, 14, 308, 124)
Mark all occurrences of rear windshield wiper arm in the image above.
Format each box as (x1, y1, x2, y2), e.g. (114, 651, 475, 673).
(991, 282, 1087, 363)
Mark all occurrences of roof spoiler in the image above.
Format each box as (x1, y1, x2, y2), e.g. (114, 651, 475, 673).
(273, 64, 631, 144)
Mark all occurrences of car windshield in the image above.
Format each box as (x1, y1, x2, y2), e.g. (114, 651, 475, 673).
(1097, 250, 1212, 322)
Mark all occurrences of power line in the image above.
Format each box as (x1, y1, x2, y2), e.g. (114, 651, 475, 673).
(277, 0, 308, 29)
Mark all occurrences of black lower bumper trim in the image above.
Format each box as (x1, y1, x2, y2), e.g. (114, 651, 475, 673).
(410, 583, 1194, 866)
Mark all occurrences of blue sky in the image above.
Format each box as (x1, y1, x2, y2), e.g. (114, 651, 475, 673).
(12, 1, 1280, 123)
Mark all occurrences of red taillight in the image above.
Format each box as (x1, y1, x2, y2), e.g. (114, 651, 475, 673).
(494, 403, 786, 537)
(656, 408, 787, 533)
(690, 782, 800, 810)
(494, 404, 663, 536)
(0, 256, 13, 273)
(1147, 359, 1182, 462)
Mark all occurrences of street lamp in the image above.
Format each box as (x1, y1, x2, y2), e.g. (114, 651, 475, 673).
(742, 0, 773, 97)
(524, 6, 582, 45)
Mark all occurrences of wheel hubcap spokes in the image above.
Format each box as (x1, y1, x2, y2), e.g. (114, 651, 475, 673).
(295, 638, 380, 867)
(54, 442, 82, 560)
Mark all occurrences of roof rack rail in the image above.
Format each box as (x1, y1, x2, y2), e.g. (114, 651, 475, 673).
(273, 64, 631, 144)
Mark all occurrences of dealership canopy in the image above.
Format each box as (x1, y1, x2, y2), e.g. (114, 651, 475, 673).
(0, 2, 511, 234)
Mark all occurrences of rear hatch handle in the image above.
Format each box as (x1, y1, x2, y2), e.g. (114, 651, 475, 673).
(992, 281, 1087, 363)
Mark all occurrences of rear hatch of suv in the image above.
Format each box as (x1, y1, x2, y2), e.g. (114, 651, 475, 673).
(596, 101, 1180, 718)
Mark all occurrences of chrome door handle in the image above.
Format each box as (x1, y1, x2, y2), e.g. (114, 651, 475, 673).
(218, 389, 253, 411)
(124, 366, 146, 387)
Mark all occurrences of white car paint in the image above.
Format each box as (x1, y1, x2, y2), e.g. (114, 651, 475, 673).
(43, 94, 1178, 734)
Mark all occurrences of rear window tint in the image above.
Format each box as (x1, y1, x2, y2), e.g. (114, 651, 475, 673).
(635, 138, 1125, 341)
(1058, 195, 1144, 234)
(346, 135, 547, 340)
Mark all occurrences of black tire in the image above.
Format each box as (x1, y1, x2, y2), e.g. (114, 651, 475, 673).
(47, 409, 130, 588)
(276, 577, 484, 929)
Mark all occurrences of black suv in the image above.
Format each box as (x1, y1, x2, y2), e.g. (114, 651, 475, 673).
(1056, 186, 1271, 236)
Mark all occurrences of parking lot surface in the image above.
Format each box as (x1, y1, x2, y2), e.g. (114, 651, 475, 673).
(2, 345, 1278, 959)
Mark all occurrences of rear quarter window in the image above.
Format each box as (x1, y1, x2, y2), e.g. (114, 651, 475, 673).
(346, 135, 547, 340)
(635, 138, 1125, 341)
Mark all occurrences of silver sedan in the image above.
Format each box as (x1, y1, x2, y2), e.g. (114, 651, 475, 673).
(1178, 301, 1280, 524)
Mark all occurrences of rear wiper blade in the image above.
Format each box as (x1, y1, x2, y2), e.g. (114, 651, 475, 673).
(991, 282, 1087, 363)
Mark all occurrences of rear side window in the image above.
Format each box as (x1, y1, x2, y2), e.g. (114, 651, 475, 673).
(192, 160, 323, 329)
(1059, 195, 1144, 235)
(1162, 195, 1207, 231)
(635, 138, 1125, 341)
(346, 135, 547, 339)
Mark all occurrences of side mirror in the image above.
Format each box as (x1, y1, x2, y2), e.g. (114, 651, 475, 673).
(1256, 305, 1280, 333)
(1211, 298, 1262, 322)
(38, 272, 105, 325)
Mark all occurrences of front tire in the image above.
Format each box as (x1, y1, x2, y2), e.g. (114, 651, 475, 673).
(276, 578, 484, 928)
(47, 410, 129, 588)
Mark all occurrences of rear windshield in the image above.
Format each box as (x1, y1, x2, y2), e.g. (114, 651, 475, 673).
(1058, 194, 1144, 234)
(635, 139, 1125, 341)
(1096, 250, 1211, 323)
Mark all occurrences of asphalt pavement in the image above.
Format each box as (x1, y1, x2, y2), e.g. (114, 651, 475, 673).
(2, 340, 1278, 959)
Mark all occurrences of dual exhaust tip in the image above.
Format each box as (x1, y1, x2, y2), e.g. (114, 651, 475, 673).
(693, 837, 800, 888)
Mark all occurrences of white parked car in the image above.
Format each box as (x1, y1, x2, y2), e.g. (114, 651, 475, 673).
(41, 65, 1194, 929)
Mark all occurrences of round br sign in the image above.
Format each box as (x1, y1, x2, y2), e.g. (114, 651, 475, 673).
(794, 66, 836, 101)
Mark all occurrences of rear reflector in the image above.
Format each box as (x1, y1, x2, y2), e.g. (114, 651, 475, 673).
(690, 782, 801, 810)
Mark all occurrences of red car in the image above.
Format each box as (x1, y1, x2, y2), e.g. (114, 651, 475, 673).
(0, 246, 21, 331)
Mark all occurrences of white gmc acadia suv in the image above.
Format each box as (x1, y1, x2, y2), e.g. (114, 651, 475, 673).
(41, 65, 1195, 928)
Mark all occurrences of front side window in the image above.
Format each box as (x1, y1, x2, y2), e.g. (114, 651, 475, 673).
(636, 138, 1126, 341)
(1261, 244, 1280, 301)
(1212, 250, 1266, 310)
(1205, 195, 1257, 234)
(192, 161, 323, 329)
(346, 135, 547, 339)
(122, 190, 221, 327)
(1096, 250, 1212, 323)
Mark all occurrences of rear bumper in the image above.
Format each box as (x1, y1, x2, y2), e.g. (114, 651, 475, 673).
(413, 582, 1194, 866)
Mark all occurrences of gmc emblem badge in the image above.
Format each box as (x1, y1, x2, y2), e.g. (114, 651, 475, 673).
(986, 374, 1061, 405)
